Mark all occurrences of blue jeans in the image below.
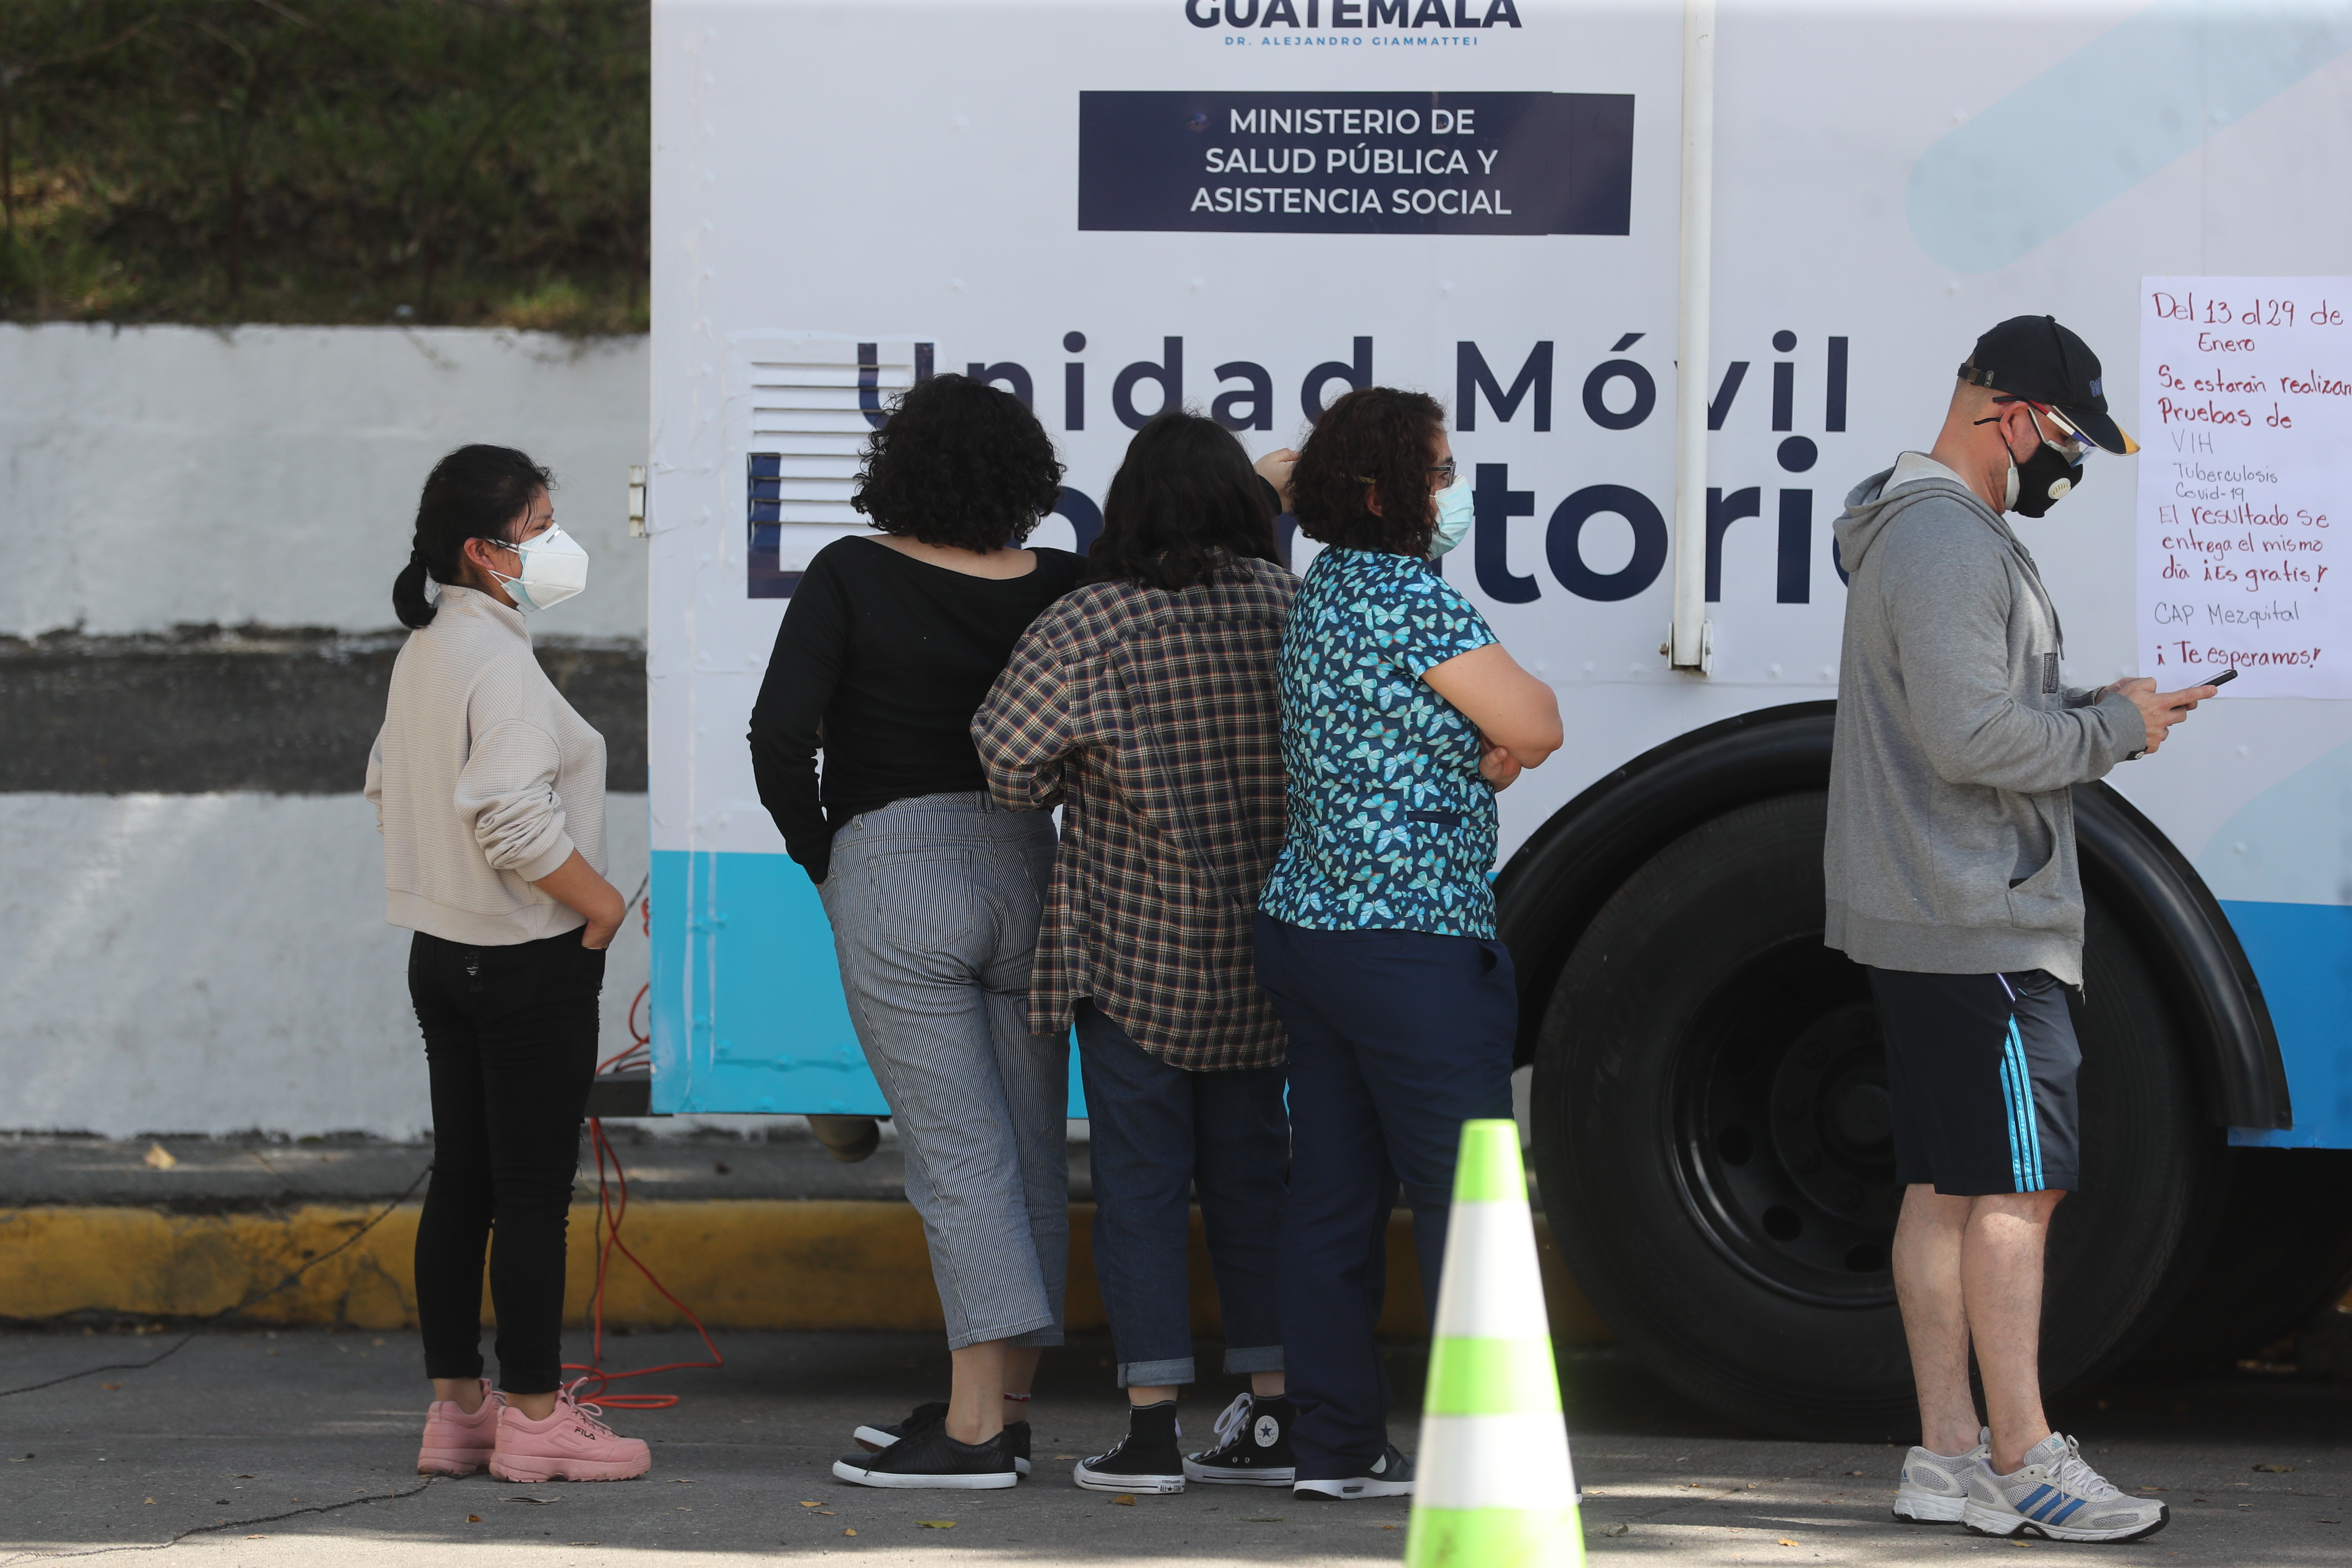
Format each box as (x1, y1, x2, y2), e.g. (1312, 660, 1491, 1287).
(1075, 1001, 1289, 1388)
(819, 792, 1069, 1351)
(1251, 913, 1517, 1480)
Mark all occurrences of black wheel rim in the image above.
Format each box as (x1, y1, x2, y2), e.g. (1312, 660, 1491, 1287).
(1666, 941, 1901, 1308)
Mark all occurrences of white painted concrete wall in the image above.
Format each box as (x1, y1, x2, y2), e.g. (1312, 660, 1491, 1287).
(0, 325, 650, 639)
(1, 793, 651, 1138)
(1, 326, 662, 1137)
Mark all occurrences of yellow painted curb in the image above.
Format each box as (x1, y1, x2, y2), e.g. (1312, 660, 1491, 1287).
(0, 1201, 1611, 1343)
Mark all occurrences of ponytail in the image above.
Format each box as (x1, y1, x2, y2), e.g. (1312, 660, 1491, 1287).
(392, 547, 437, 630)
(395, 444, 555, 628)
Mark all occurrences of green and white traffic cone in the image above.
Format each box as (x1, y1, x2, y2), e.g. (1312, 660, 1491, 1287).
(1404, 1117, 1583, 1567)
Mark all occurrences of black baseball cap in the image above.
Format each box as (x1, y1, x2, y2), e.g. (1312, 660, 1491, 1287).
(1957, 315, 2138, 455)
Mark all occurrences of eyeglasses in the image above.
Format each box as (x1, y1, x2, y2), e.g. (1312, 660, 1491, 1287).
(1352, 460, 1461, 488)
(2033, 405, 2097, 460)
(1982, 398, 2095, 462)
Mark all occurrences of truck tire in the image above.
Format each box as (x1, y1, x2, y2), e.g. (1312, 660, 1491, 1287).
(1530, 791, 2223, 1440)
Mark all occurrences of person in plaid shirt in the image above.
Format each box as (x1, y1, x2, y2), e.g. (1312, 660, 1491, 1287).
(974, 410, 1303, 1495)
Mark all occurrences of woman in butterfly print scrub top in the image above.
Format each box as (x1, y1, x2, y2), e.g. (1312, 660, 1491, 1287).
(1253, 386, 1562, 1501)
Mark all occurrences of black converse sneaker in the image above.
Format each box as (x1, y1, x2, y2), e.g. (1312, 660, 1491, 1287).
(833, 1425, 1018, 1490)
(1293, 1442, 1414, 1501)
(853, 1402, 1030, 1476)
(1072, 1401, 1187, 1494)
(1184, 1392, 1297, 1486)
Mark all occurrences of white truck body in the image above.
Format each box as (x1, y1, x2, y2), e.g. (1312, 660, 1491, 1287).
(644, 0, 2352, 1148)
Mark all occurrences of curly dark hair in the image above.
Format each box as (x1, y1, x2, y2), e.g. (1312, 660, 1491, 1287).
(1289, 386, 1448, 556)
(1084, 410, 1281, 591)
(852, 374, 1065, 549)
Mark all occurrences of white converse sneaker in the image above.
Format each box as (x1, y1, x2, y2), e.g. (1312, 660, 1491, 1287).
(1893, 1427, 1988, 1523)
(1963, 1433, 2169, 1543)
(1185, 1392, 1297, 1486)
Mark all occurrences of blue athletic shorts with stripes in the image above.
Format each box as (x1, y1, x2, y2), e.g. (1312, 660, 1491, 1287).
(1865, 967, 2081, 1196)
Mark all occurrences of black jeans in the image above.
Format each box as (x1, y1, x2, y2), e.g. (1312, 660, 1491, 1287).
(1251, 914, 1517, 1481)
(1074, 1001, 1288, 1389)
(409, 928, 603, 1395)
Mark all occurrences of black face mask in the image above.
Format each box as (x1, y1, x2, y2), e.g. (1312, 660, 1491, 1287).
(2006, 435, 2085, 518)
(1976, 411, 2087, 517)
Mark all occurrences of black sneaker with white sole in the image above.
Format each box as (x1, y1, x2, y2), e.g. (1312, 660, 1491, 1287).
(1293, 1442, 1414, 1500)
(1184, 1392, 1297, 1486)
(852, 1403, 1031, 1476)
(853, 1400, 945, 1453)
(833, 1425, 1019, 1490)
(1072, 1401, 1186, 1494)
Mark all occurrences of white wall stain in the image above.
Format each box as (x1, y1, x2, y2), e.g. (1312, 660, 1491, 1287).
(0, 324, 650, 640)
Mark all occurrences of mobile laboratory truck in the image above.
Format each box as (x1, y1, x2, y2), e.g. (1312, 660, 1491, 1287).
(642, 0, 2352, 1438)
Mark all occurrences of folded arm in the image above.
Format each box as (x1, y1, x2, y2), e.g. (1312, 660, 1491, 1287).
(1422, 643, 1563, 769)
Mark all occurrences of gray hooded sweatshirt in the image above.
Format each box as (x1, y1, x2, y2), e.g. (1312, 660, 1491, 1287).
(1824, 457, 2143, 984)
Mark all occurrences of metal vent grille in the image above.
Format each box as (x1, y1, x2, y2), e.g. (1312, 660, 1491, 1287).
(746, 338, 932, 598)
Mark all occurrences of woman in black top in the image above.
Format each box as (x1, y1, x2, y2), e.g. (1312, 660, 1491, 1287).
(748, 375, 1080, 1490)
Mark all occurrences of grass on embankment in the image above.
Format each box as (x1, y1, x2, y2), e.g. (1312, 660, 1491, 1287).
(0, 0, 647, 334)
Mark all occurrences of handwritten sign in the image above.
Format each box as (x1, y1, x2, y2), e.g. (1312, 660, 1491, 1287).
(2138, 277, 2352, 697)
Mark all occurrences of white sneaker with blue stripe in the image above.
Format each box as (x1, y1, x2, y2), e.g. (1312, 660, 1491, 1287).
(1963, 1433, 2169, 1543)
(1892, 1427, 1986, 1522)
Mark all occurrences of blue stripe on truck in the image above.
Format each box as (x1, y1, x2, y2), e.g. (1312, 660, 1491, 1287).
(2222, 899, 2352, 1150)
(647, 849, 1087, 1118)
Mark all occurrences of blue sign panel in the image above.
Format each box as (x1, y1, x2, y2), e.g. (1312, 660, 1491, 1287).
(1078, 90, 1634, 236)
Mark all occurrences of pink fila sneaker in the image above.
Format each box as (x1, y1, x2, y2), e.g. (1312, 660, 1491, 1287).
(416, 1380, 501, 1476)
(489, 1389, 653, 1483)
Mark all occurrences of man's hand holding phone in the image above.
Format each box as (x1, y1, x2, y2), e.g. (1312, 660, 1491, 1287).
(2113, 670, 2227, 756)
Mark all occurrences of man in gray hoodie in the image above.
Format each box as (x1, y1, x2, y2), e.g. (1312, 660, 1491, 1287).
(1826, 316, 2214, 1545)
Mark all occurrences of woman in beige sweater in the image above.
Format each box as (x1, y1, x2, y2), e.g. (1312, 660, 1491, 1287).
(365, 444, 649, 1484)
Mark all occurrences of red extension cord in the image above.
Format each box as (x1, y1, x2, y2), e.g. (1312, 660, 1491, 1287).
(560, 896, 725, 1409)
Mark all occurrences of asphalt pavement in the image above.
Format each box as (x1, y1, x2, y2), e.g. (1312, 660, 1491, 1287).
(1, 1325, 2345, 1565)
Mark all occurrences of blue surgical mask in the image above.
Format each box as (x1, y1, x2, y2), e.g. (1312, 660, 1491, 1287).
(1430, 481, 1474, 557)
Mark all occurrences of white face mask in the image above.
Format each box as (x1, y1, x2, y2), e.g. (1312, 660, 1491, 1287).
(1430, 480, 1474, 557)
(486, 524, 590, 613)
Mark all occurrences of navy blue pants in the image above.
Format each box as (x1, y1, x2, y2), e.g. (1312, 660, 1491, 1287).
(1075, 1001, 1289, 1388)
(1251, 913, 1518, 1480)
